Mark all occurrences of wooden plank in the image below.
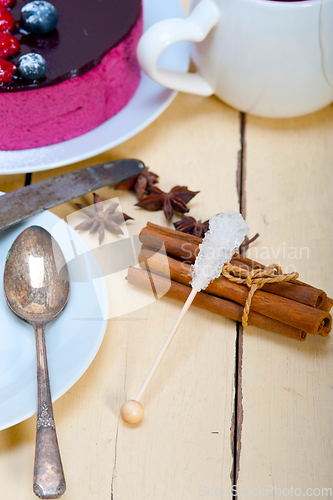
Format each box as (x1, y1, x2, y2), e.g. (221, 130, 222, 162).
(238, 106, 333, 496)
(105, 95, 241, 500)
(0, 174, 26, 193)
(0, 92, 241, 499)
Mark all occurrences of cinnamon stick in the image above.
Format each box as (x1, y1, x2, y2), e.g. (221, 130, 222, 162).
(139, 248, 331, 337)
(127, 266, 307, 341)
(319, 296, 333, 313)
(140, 223, 327, 309)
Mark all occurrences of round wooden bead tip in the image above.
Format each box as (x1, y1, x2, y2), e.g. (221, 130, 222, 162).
(120, 400, 144, 424)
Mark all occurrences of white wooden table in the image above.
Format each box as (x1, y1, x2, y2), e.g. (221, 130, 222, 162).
(0, 1, 332, 497)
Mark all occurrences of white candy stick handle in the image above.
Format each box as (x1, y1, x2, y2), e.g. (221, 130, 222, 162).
(135, 287, 198, 402)
(137, 0, 219, 96)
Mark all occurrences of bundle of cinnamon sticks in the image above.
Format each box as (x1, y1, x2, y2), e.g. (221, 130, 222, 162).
(126, 222, 333, 342)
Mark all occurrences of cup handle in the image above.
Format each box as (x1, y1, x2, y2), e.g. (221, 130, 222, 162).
(137, 0, 219, 96)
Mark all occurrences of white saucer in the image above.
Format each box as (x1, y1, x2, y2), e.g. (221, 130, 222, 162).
(0, 0, 190, 175)
(0, 210, 108, 430)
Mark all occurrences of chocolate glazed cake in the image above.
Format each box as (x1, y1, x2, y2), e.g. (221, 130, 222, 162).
(0, 0, 143, 150)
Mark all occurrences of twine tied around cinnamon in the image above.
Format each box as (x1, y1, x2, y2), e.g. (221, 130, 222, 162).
(222, 263, 299, 328)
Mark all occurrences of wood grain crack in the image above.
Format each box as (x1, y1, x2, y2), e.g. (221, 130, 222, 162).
(25, 172, 32, 186)
(231, 112, 246, 494)
(111, 424, 119, 500)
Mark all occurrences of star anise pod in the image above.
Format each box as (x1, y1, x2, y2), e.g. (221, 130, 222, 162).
(239, 233, 259, 248)
(75, 193, 133, 244)
(135, 185, 199, 220)
(115, 167, 159, 200)
(174, 215, 259, 246)
(135, 186, 199, 220)
(173, 215, 209, 238)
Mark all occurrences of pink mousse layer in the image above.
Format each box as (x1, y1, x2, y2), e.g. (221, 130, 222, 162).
(0, 13, 142, 151)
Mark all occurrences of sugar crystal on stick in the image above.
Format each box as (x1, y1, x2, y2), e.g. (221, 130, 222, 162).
(121, 210, 249, 423)
(191, 210, 249, 291)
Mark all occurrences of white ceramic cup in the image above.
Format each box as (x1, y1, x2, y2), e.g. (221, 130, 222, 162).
(137, 0, 333, 118)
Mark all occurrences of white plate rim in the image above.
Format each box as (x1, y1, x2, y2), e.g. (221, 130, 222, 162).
(0, 0, 190, 175)
(0, 204, 108, 430)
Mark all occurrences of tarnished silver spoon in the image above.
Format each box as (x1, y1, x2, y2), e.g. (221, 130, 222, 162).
(4, 226, 69, 499)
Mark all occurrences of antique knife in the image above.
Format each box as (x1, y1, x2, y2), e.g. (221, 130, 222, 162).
(0, 158, 145, 231)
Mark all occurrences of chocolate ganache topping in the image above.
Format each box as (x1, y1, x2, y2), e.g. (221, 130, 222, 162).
(0, 0, 141, 92)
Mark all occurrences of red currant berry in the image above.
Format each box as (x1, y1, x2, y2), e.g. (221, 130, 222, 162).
(0, 32, 19, 58)
(0, 0, 15, 8)
(0, 6, 14, 32)
(0, 58, 16, 83)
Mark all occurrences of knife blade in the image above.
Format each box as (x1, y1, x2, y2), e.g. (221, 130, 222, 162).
(0, 158, 145, 231)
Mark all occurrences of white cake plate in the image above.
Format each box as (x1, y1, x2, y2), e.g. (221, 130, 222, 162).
(0, 206, 109, 430)
(0, 0, 190, 174)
